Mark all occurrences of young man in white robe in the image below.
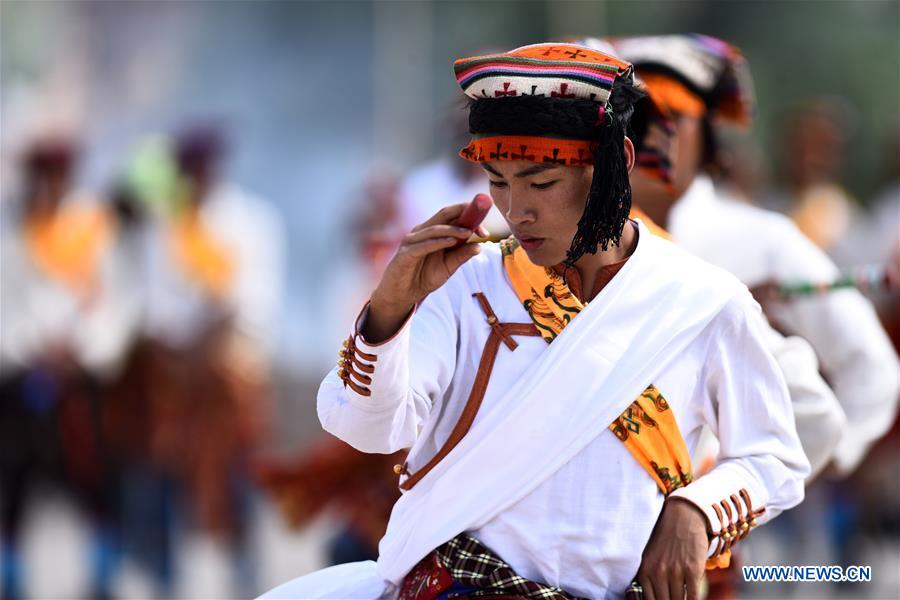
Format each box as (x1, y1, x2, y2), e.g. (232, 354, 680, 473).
(262, 43, 809, 600)
(612, 34, 900, 479)
(581, 36, 847, 482)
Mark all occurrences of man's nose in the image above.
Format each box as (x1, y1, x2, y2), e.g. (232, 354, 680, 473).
(505, 193, 536, 225)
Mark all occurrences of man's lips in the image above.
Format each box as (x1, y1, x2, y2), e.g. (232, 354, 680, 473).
(516, 235, 545, 250)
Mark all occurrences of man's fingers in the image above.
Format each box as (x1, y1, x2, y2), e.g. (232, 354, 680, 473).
(410, 203, 468, 232)
(653, 573, 671, 600)
(685, 572, 701, 600)
(399, 236, 459, 258)
(668, 573, 686, 600)
(639, 575, 657, 600)
(404, 224, 473, 245)
(443, 243, 481, 276)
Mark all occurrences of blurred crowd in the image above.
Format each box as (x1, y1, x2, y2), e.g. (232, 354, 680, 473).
(1, 19, 900, 600)
(1, 126, 285, 599)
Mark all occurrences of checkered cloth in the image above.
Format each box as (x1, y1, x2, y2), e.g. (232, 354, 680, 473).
(399, 533, 587, 599)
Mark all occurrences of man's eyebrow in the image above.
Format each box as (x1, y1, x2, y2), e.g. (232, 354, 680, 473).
(514, 164, 559, 178)
(481, 163, 559, 178)
(481, 163, 502, 177)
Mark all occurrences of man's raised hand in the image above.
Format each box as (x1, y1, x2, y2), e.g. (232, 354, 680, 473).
(364, 201, 488, 342)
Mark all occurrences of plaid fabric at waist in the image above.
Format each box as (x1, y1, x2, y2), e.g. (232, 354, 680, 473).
(398, 533, 587, 599)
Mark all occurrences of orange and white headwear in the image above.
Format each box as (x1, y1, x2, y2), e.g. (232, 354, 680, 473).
(452, 42, 646, 265)
(611, 34, 756, 127)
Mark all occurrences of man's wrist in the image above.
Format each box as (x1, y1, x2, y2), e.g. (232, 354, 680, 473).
(665, 496, 713, 539)
(363, 294, 416, 343)
(370, 290, 416, 319)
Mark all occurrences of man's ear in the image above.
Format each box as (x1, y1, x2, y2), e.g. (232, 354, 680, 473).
(623, 136, 636, 173)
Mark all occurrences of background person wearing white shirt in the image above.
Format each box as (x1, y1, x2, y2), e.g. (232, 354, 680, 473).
(617, 34, 899, 479)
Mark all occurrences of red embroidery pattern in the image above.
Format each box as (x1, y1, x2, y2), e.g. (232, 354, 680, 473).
(460, 135, 597, 167)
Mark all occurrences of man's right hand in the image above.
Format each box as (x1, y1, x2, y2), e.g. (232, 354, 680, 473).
(363, 201, 488, 342)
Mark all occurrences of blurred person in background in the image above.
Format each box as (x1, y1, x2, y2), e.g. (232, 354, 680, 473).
(0, 137, 141, 600)
(867, 125, 900, 347)
(609, 32, 852, 473)
(616, 33, 899, 483)
(615, 33, 899, 597)
(605, 32, 847, 485)
(609, 34, 848, 600)
(127, 125, 286, 597)
(833, 124, 900, 591)
(778, 99, 860, 256)
(354, 169, 407, 282)
(711, 128, 768, 206)
(837, 123, 900, 344)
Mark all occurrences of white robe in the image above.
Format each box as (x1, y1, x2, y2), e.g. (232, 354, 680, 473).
(669, 175, 900, 475)
(265, 223, 808, 600)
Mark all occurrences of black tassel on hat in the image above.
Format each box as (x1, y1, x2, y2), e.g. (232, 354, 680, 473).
(564, 103, 632, 268)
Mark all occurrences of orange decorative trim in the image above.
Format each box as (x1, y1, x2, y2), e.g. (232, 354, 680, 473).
(705, 489, 766, 569)
(337, 334, 377, 397)
(711, 502, 728, 555)
(460, 135, 596, 166)
(347, 367, 372, 386)
(459, 43, 631, 71)
(639, 73, 706, 119)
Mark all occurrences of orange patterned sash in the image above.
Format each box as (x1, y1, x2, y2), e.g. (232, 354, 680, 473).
(501, 237, 730, 568)
(501, 238, 694, 492)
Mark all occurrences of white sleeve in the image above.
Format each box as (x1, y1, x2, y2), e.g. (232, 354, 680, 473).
(316, 280, 460, 454)
(670, 292, 810, 556)
(763, 328, 846, 482)
(766, 219, 900, 475)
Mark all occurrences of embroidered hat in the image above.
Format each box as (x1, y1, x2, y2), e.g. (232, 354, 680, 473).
(452, 42, 642, 265)
(576, 37, 676, 186)
(611, 34, 755, 126)
(454, 42, 633, 166)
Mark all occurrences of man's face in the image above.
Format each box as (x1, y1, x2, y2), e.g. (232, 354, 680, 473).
(482, 160, 594, 266)
(630, 112, 703, 208)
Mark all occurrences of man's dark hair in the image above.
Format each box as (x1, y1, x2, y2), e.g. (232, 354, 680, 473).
(468, 73, 645, 267)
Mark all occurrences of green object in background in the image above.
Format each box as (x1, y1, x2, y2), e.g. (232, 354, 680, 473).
(124, 135, 184, 218)
(778, 265, 893, 297)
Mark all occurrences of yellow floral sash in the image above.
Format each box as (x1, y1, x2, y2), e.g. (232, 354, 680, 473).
(500, 236, 693, 496)
(501, 234, 729, 569)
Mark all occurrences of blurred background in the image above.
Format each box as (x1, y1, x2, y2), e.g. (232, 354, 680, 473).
(0, 1, 897, 599)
